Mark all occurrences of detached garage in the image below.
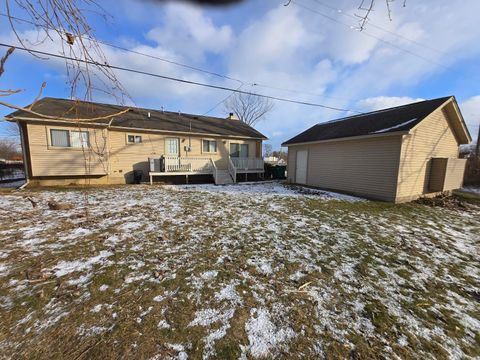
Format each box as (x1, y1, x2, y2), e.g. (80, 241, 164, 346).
(282, 96, 472, 203)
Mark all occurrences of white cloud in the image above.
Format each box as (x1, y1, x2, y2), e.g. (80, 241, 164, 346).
(2, 0, 480, 149)
(326, 0, 480, 101)
(459, 96, 480, 141)
(0, 3, 234, 104)
(356, 96, 424, 112)
(146, 3, 233, 59)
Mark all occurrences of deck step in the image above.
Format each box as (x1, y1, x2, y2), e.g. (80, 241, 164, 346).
(215, 170, 234, 185)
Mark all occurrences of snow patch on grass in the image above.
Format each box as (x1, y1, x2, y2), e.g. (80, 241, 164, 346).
(243, 307, 295, 358)
(52, 250, 113, 277)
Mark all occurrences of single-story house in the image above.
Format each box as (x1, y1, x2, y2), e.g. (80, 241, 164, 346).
(5, 97, 267, 186)
(282, 96, 472, 203)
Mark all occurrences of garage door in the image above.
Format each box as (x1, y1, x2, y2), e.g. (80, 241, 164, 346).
(296, 150, 308, 184)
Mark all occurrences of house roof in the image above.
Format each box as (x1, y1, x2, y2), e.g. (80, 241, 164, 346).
(6, 97, 267, 140)
(282, 96, 468, 146)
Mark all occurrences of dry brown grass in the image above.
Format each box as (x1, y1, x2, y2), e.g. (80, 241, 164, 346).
(0, 183, 479, 359)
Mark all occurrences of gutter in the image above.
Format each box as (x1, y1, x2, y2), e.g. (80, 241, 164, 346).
(281, 130, 409, 147)
(5, 116, 268, 141)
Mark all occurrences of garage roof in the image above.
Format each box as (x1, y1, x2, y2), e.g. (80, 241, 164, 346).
(282, 96, 467, 145)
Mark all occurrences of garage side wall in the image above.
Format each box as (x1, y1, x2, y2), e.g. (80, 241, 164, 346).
(287, 136, 403, 201)
(396, 107, 460, 202)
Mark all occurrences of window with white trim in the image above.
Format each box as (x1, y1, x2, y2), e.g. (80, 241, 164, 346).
(50, 129, 90, 148)
(127, 134, 143, 144)
(202, 139, 217, 153)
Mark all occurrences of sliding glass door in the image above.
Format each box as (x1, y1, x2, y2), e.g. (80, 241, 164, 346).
(230, 143, 249, 158)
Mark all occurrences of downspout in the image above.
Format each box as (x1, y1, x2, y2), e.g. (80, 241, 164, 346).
(188, 120, 192, 157)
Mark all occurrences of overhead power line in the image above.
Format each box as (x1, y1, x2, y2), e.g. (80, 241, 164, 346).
(0, 12, 238, 85)
(0, 42, 361, 113)
(290, 0, 453, 72)
(0, 12, 353, 103)
(309, 0, 447, 56)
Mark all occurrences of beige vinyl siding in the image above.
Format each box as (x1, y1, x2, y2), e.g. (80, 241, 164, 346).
(24, 121, 262, 184)
(428, 158, 449, 192)
(27, 123, 108, 177)
(109, 131, 258, 181)
(396, 107, 460, 201)
(288, 136, 403, 201)
(443, 158, 467, 190)
(108, 131, 165, 181)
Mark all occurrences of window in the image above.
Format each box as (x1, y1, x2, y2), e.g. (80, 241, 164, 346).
(202, 139, 217, 153)
(50, 129, 89, 148)
(71, 131, 90, 148)
(230, 143, 249, 158)
(166, 138, 179, 155)
(127, 135, 143, 144)
(50, 129, 69, 147)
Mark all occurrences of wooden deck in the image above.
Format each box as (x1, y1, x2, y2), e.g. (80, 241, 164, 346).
(149, 156, 264, 185)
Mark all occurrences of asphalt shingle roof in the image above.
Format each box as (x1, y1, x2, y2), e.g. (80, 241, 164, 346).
(282, 97, 452, 145)
(6, 97, 267, 139)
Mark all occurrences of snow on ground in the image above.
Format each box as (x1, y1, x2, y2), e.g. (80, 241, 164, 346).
(163, 181, 363, 201)
(461, 186, 480, 196)
(0, 181, 479, 359)
(0, 179, 25, 188)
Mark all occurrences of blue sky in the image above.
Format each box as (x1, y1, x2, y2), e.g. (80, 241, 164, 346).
(0, 0, 479, 149)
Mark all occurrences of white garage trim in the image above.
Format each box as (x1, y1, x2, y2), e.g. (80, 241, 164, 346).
(295, 150, 308, 185)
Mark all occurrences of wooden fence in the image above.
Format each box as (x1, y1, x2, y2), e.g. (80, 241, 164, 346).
(0, 161, 25, 182)
(463, 155, 480, 186)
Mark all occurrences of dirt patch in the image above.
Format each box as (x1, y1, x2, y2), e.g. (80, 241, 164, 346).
(414, 193, 473, 210)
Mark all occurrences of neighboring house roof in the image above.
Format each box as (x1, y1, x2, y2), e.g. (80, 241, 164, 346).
(6, 97, 267, 140)
(282, 96, 470, 145)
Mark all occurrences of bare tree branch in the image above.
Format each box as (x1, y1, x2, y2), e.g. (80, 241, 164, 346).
(4, 0, 128, 103)
(223, 92, 274, 127)
(1, 99, 132, 122)
(0, 47, 14, 77)
(355, 0, 407, 31)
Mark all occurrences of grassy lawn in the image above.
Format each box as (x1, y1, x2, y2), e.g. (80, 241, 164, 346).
(0, 182, 479, 359)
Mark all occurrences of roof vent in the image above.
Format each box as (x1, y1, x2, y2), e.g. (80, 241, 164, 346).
(161, 106, 164, 113)
(147, 112, 151, 118)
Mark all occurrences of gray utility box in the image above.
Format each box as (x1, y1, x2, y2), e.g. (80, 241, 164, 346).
(149, 157, 164, 173)
(428, 157, 467, 192)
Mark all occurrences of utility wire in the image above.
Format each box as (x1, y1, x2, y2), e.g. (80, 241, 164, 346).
(309, 0, 447, 56)
(0, 12, 354, 103)
(0, 42, 361, 113)
(202, 84, 244, 116)
(291, 0, 453, 72)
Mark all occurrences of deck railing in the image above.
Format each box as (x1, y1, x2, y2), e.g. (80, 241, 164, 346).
(228, 157, 237, 183)
(164, 156, 213, 173)
(230, 157, 264, 170)
(210, 158, 218, 183)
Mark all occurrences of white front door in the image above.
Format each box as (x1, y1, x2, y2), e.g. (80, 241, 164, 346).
(296, 150, 308, 184)
(166, 138, 180, 156)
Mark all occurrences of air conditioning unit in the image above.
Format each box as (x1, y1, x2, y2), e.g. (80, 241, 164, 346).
(149, 157, 165, 172)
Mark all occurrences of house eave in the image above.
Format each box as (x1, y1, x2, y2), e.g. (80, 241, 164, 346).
(6, 116, 268, 141)
(407, 96, 471, 144)
(281, 130, 409, 147)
